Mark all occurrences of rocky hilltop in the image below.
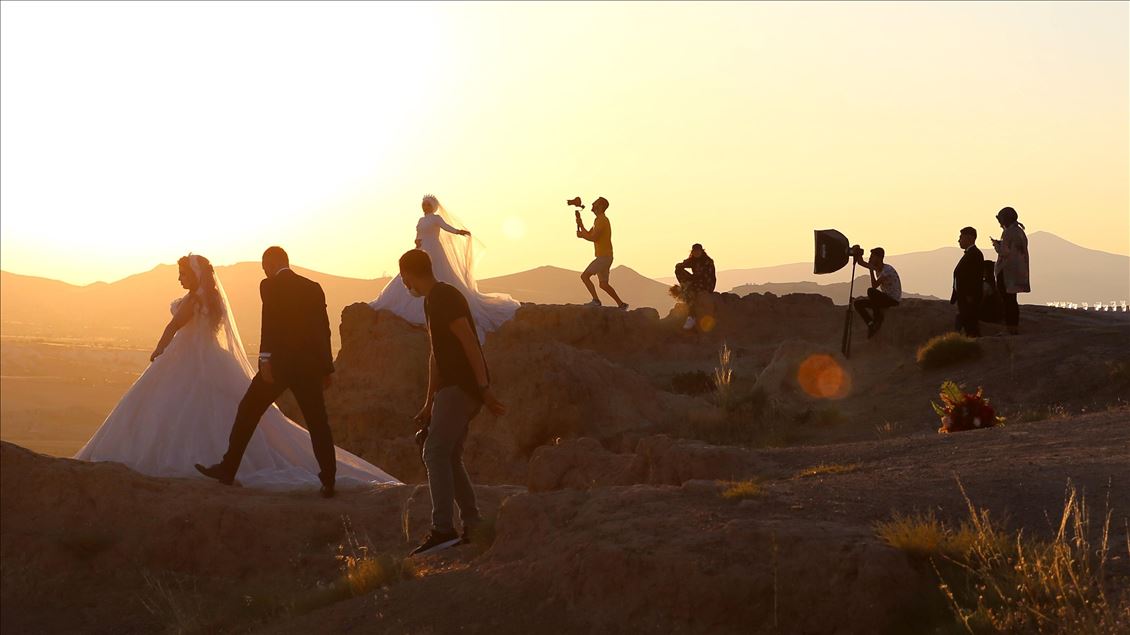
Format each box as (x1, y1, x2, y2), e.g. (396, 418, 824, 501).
(3, 294, 1128, 634)
(299, 294, 1129, 484)
(2, 410, 1126, 634)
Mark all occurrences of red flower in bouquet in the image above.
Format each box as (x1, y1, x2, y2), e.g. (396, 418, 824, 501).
(932, 381, 1005, 433)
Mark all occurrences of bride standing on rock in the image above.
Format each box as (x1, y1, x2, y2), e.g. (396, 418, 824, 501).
(369, 195, 520, 339)
(75, 254, 398, 490)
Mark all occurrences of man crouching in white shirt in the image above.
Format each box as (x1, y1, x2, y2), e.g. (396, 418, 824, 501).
(852, 246, 902, 339)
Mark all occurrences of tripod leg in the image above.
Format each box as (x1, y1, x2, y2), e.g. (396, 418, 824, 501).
(841, 259, 858, 358)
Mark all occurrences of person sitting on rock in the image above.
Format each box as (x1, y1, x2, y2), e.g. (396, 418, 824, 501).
(672, 243, 717, 330)
(852, 246, 901, 339)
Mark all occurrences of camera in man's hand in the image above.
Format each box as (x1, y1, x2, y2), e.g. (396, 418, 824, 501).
(849, 244, 865, 258)
(568, 197, 585, 236)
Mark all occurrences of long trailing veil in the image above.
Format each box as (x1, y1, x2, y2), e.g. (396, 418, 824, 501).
(370, 195, 519, 339)
(186, 255, 255, 377)
(435, 199, 487, 293)
(433, 198, 521, 334)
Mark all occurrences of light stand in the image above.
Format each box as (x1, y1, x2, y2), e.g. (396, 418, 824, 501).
(841, 259, 858, 358)
(813, 229, 857, 358)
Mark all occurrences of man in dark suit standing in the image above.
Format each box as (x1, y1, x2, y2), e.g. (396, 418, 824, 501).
(196, 246, 339, 497)
(952, 227, 984, 338)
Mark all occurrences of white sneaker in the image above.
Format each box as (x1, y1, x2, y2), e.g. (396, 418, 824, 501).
(585, 299, 602, 307)
(683, 316, 697, 330)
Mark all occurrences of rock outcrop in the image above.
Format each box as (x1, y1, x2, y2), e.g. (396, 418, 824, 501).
(4, 410, 1128, 634)
(318, 303, 703, 484)
(527, 434, 780, 492)
(302, 297, 1130, 486)
(484, 486, 921, 634)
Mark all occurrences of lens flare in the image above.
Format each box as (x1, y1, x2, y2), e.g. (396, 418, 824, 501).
(698, 315, 717, 332)
(796, 354, 851, 399)
(502, 216, 527, 240)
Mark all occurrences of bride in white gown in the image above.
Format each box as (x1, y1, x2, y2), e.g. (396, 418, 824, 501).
(370, 195, 520, 339)
(74, 255, 399, 490)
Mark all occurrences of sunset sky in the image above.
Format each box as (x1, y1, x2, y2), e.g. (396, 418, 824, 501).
(2, 1, 1127, 286)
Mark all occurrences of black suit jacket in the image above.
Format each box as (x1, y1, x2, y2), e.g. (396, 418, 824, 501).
(260, 269, 334, 380)
(951, 246, 985, 305)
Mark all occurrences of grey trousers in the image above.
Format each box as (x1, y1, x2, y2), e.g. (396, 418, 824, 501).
(423, 386, 482, 533)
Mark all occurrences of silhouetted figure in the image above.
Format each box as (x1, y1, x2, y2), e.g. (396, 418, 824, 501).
(673, 243, 716, 330)
(951, 226, 984, 337)
(400, 249, 506, 557)
(369, 194, 519, 340)
(991, 206, 1030, 335)
(196, 247, 339, 498)
(576, 197, 628, 310)
(979, 260, 1003, 323)
(77, 254, 396, 489)
(852, 246, 901, 339)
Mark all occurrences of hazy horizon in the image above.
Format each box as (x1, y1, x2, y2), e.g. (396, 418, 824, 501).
(2, 2, 1127, 286)
(0, 229, 1124, 289)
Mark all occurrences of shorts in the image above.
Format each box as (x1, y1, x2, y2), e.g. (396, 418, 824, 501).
(583, 256, 614, 283)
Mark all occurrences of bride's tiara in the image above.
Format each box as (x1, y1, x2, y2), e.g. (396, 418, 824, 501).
(422, 194, 439, 206)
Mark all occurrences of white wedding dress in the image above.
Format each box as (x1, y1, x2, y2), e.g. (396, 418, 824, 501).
(75, 263, 399, 490)
(369, 209, 520, 340)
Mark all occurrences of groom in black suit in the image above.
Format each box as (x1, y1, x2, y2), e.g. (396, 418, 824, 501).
(196, 246, 339, 497)
(951, 227, 985, 338)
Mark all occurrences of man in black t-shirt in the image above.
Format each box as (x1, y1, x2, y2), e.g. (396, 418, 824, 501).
(398, 249, 506, 556)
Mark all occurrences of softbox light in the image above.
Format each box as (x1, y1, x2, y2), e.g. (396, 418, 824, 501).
(812, 229, 859, 358)
(813, 229, 850, 274)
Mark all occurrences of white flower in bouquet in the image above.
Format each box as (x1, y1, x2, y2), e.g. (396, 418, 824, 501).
(973, 417, 982, 428)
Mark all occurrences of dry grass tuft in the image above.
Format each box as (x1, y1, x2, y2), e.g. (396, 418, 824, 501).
(878, 480, 1129, 634)
(874, 420, 902, 438)
(719, 479, 762, 500)
(294, 516, 412, 615)
(139, 571, 206, 634)
(796, 463, 860, 478)
(1015, 403, 1071, 424)
(876, 512, 981, 562)
(712, 343, 736, 409)
(335, 517, 410, 597)
(916, 333, 982, 370)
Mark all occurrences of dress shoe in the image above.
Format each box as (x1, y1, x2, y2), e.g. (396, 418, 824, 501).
(194, 463, 234, 485)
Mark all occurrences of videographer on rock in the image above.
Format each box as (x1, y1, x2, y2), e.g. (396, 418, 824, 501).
(576, 196, 628, 310)
(672, 243, 716, 331)
(851, 246, 901, 339)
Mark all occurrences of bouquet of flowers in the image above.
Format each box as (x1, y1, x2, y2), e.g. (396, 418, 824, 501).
(932, 381, 1005, 433)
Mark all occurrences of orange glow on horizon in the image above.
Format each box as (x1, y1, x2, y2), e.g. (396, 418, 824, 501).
(1, 2, 1126, 286)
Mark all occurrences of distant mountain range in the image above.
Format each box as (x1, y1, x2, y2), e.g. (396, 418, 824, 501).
(730, 277, 939, 304)
(0, 264, 674, 353)
(478, 265, 675, 312)
(662, 232, 1129, 305)
(0, 265, 388, 353)
(2, 232, 1124, 351)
